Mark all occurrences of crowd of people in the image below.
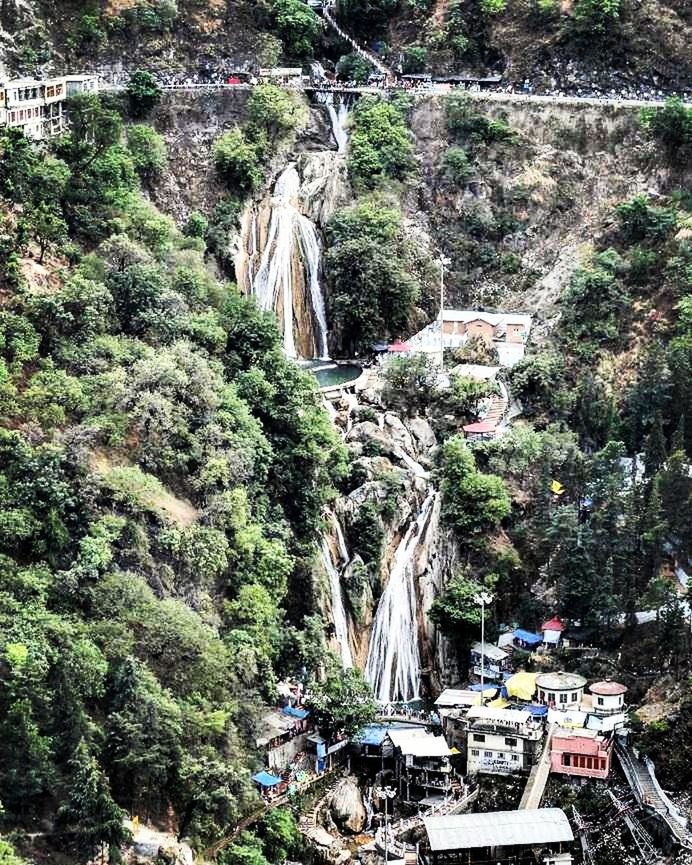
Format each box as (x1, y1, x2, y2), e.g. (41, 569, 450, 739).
(99, 63, 690, 104)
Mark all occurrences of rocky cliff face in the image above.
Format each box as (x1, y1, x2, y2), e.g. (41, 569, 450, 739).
(408, 94, 685, 338)
(318, 386, 460, 699)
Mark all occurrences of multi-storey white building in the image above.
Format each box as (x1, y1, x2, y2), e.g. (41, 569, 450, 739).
(0, 74, 98, 140)
(466, 706, 544, 775)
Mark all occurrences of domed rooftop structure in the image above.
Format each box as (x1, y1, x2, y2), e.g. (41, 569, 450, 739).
(589, 681, 627, 696)
(536, 671, 587, 691)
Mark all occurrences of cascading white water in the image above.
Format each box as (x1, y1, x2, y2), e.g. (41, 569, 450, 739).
(250, 165, 329, 359)
(364, 491, 437, 703)
(320, 525, 353, 669)
(317, 91, 350, 154)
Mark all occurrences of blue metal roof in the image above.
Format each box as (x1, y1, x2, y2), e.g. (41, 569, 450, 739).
(356, 724, 390, 746)
(282, 706, 309, 720)
(513, 628, 543, 646)
(468, 683, 498, 692)
(252, 771, 282, 787)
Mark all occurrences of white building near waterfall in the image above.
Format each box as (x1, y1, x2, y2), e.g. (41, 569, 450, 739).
(406, 309, 533, 367)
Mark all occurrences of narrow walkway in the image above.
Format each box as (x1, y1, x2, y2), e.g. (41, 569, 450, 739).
(616, 741, 692, 850)
(519, 723, 555, 810)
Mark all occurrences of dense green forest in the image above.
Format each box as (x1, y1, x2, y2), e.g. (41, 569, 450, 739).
(0, 86, 368, 863)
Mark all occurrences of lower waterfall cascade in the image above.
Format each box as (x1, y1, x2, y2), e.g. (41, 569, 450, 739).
(364, 490, 439, 703)
(321, 511, 353, 669)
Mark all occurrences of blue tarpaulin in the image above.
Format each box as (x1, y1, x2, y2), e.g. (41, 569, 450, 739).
(469, 683, 498, 692)
(357, 725, 389, 746)
(513, 628, 543, 646)
(252, 771, 282, 787)
(526, 703, 549, 716)
(282, 706, 309, 720)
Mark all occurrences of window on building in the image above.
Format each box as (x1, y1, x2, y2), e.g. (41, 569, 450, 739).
(484, 751, 492, 758)
(471, 749, 479, 756)
(505, 737, 517, 747)
(539, 690, 545, 701)
(511, 754, 519, 761)
(571, 692, 578, 701)
(587, 758, 593, 769)
(473, 734, 485, 742)
(559, 693, 568, 704)
(597, 697, 604, 705)
(563, 754, 571, 766)
(46, 86, 54, 97)
(56, 84, 63, 95)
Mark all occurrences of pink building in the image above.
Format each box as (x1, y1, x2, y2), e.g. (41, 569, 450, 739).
(550, 728, 613, 780)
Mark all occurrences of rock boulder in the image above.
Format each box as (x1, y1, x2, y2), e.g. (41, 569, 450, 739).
(328, 776, 367, 834)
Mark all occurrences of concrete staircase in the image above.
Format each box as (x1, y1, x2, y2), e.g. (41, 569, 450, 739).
(321, 3, 393, 78)
(519, 724, 555, 810)
(483, 391, 508, 429)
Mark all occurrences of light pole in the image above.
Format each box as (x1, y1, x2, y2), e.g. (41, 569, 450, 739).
(474, 591, 494, 694)
(375, 785, 396, 862)
(438, 255, 451, 367)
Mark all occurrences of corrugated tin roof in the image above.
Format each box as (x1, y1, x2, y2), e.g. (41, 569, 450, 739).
(388, 728, 451, 758)
(467, 706, 532, 725)
(470, 641, 509, 661)
(424, 808, 574, 851)
(434, 689, 481, 707)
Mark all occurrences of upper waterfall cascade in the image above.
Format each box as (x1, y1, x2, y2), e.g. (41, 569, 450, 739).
(364, 490, 438, 703)
(248, 165, 329, 359)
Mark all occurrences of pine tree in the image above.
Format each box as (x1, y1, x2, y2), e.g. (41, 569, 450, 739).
(58, 740, 130, 863)
(643, 412, 667, 477)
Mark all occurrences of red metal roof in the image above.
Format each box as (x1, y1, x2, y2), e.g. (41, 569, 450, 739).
(542, 617, 566, 632)
(463, 421, 496, 433)
(388, 340, 411, 352)
(589, 680, 627, 696)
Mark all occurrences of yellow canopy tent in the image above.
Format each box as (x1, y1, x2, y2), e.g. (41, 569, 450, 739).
(488, 697, 509, 709)
(505, 671, 538, 701)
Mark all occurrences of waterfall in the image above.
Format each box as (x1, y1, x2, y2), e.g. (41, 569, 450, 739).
(365, 491, 437, 703)
(320, 529, 353, 669)
(249, 165, 329, 359)
(317, 91, 350, 154)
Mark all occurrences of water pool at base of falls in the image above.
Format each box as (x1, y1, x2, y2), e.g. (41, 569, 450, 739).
(302, 361, 363, 389)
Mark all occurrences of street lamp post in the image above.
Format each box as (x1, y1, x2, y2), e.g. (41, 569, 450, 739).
(473, 591, 494, 694)
(375, 785, 396, 862)
(438, 255, 451, 367)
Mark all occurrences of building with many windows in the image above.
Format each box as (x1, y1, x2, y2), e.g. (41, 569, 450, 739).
(536, 671, 587, 710)
(0, 74, 98, 140)
(550, 728, 614, 781)
(466, 706, 544, 775)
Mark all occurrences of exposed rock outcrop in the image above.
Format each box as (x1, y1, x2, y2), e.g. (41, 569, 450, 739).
(328, 776, 367, 834)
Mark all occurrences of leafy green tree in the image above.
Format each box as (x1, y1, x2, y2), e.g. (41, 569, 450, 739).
(306, 668, 377, 738)
(214, 129, 264, 194)
(429, 570, 496, 641)
(183, 210, 209, 239)
(58, 740, 130, 863)
(336, 0, 398, 36)
(440, 436, 511, 538)
(382, 353, 438, 416)
(21, 203, 68, 263)
(560, 249, 629, 355)
(126, 70, 162, 117)
(326, 199, 426, 353)
(127, 125, 167, 178)
(336, 53, 373, 84)
(0, 838, 31, 865)
(246, 85, 306, 140)
(348, 96, 416, 188)
(442, 146, 472, 185)
(105, 657, 183, 814)
(615, 195, 677, 243)
(268, 0, 320, 55)
(640, 97, 692, 166)
(573, 0, 620, 33)
(260, 809, 301, 863)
